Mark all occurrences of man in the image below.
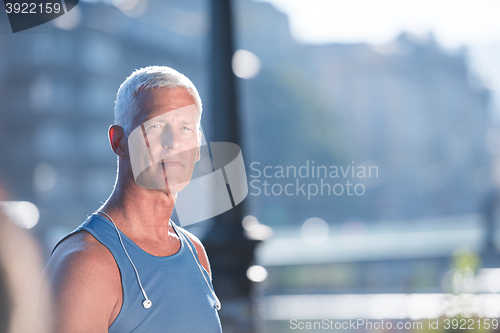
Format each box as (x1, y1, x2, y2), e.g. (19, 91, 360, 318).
(44, 66, 223, 332)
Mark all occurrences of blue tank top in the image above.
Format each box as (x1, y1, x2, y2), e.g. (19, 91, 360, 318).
(53, 214, 222, 333)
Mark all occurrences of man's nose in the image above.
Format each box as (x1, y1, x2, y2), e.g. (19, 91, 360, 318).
(161, 126, 180, 150)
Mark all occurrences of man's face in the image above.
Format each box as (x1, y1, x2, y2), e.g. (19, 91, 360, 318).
(127, 88, 201, 193)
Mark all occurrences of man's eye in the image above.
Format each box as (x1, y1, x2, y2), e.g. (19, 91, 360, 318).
(181, 126, 192, 131)
(147, 124, 162, 130)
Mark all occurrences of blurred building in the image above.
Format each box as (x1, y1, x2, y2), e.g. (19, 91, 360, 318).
(313, 33, 491, 220)
(233, 0, 491, 226)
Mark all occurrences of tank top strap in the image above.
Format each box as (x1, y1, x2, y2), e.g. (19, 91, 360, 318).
(50, 215, 94, 256)
(171, 221, 213, 283)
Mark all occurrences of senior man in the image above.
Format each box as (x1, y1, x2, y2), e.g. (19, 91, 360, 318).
(44, 66, 222, 332)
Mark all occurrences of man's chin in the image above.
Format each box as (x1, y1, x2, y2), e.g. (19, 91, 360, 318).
(134, 173, 190, 192)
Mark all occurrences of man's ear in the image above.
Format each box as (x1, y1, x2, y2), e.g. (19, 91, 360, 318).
(109, 125, 127, 157)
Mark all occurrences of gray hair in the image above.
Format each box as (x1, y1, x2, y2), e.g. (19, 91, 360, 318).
(114, 66, 202, 134)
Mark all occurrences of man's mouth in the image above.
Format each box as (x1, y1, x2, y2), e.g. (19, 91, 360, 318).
(160, 160, 183, 167)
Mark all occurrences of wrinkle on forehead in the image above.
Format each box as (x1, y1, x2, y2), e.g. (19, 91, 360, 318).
(143, 88, 193, 111)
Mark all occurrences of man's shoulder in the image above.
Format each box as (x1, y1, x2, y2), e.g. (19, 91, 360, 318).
(47, 230, 118, 282)
(44, 231, 122, 332)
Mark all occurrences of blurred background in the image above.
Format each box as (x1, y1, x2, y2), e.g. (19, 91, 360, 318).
(1, 0, 500, 332)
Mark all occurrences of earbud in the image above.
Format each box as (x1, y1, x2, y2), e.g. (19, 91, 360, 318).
(143, 299, 152, 309)
(215, 298, 221, 310)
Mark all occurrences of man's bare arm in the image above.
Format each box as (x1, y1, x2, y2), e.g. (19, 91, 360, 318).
(44, 231, 122, 333)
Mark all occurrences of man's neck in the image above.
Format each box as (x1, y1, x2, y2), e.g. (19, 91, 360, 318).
(99, 179, 176, 242)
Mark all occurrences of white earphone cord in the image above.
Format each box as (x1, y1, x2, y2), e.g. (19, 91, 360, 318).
(97, 211, 151, 308)
(177, 227, 222, 310)
(96, 211, 221, 310)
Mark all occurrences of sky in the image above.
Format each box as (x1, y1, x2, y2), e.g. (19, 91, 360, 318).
(258, 0, 500, 49)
